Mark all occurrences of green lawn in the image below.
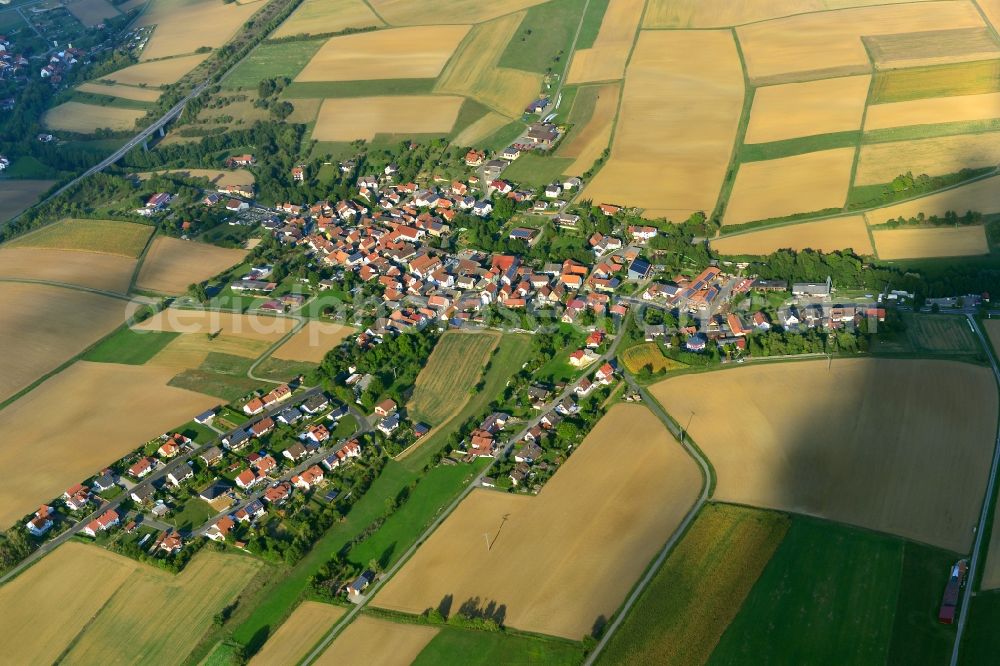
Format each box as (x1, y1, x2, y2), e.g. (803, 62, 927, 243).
(411, 625, 584, 665)
(169, 495, 216, 532)
(863, 117, 1000, 144)
(252, 357, 318, 382)
(223, 39, 325, 89)
(501, 154, 574, 188)
(871, 313, 984, 360)
(232, 460, 418, 649)
(82, 327, 179, 365)
(480, 121, 527, 152)
(346, 460, 488, 570)
(331, 414, 357, 439)
(168, 352, 261, 401)
(739, 131, 860, 162)
(598, 504, 789, 665)
(960, 590, 1000, 664)
(498, 0, 586, 75)
(67, 90, 153, 111)
(9, 218, 153, 257)
(282, 78, 436, 99)
(709, 517, 905, 665)
(178, 420, 219, 445)
(573, 0, 611, 50)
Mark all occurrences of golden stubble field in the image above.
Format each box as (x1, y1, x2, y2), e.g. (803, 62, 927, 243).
(315, 616, 438, 666)
(137, 168, 256, 186)
(0, 361, 218, 527)
(135, 236, 247, 294)
(272, 321, 354, 363)
(9, 217, 153, 257)
(558, 83, 621, 176)
(870, 225, 989, 259)
(723, 147, 855, 225)
(100, 53, 210, 87)
(295, 26, 470, 82)
(2, 545, 262, 665)
(0, 248, 136, 292)
(452, 110, 510, 147)
(43, 102, 144, 133)
(867, 174, 1000, 221)
(407, 331, 499, 425)
(567, 0, 644, 83)
(582, 30, 744, 219)
(864, 26, 1000, 70)
(856, 133, 1000, 185)
(312, 95, 465, 142)
(138, 0, 259, 60)
(369, 0, 545, 24)
(711, 214, 874, 255)
(744, 75, 870, 144)
(374, 404, 702, 638)
(642, 0, 939, 28)
(271, 0, 383, 38)
(0, 284, 133, 405)
(651, 358, 998, 552)
(250, 602, 347, 666)
(77, 81, 162, 102)
(736, 1, 986, 84)
(865, 91, 1000, 130)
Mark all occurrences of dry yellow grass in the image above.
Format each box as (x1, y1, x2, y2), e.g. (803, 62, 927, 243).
(43, 102, 144, 133)
(865, 91, 1000, 130)
(137, 168, 255, 186)
(582, 30, 744, 219)
(99, 53, 210, 87)
(723, 148, 855, 225)
(8, 218, 153, 257)
(979, 0, 1000, 32)
(0, 284, 133, 405)
(864, 27, 1000, 70)
(250, 602, 347, 666)
(736, 1, 986, 84)
(369, 0, 546, 25)
(0, 248, 136, 292)
(138, 0, 259, 61)
(407, 331, 499, 426)
(744, 75, 870, 144)
(452, 110, 511, 147)
(65, 0, 119, 25)
(62, 550, 262, 664)
(0, 361, 218, 527)
(374, 404, 702, 638)
(643, 0, 940, 28)
(135, 236, 247, 294)
(0, 542, 139, 665)
(567, 0, 644, 83)
(981, 319, 1000, 589)
(77, 81, 162, 102)
(712, 214, 874, 255)
(272, 321, 355, 363)
(314, 616, 438, 666)
(0, 179, 55, 223)
(856, 133, 1000, 185)
(296, 26, 470, 82)
(865, 174, 1000, 221)
(434, 12, 542, 118)
(870, 225, 989, 259)
(136, 309, 295, 341)
(651, 358, 998, 552)
(287, 97, 322, 123)
(620, 342, 687, 374)
(312, 95, 464, 142)
(558, 83, 620, 176)
(272, 0, 383, 38)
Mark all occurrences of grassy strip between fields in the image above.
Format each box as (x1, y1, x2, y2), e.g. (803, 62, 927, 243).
(281, 78, 436, 99)
(500, 154, 575, 188)
(497, 0, 587, 75)
(81, 328, 179, 365)
(572, 0, 611, 51)
(739, 130, 860, 163)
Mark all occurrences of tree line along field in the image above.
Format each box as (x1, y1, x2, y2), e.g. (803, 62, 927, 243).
(407, 331, 501, 426)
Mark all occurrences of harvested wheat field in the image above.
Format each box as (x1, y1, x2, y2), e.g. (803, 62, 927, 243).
(250, 602, 346, 666)
(65, 0, 119, 25)
(77, 81, 161, 102)
(434, 12, 542, 118)
(583, 30, 744, 219)
(43, 102, 143, 133)
(0, 361, 217, 526)
(651, 358, 998, 552)
(314, 616, 438, 666)
(296, 26, 470, 82)
(856, 133, 1000, 185)
(138, 0, 259, 60)
(138, 168, 255, 186)
(452, 110, 510, 147)
(374, 404, 702, 638)
(0, 179, 54, 222)
(272, 321, 354, 363)
(736, 2, 986, 84)
(135, 236, 246, 294)
(643, 0, 938, 28)
(271, 0, 383, 38)
(312, 95, 464, 142)
(865, 91, 1000, 130)
(0, 284, 133, 405)
(9, 218, 153, 257)
(100, 53, 210, 87)
(864, 27, 1000, 70)
(136, 309, 295, 340)
(0, 248, 136, 292)
(980, 0, 1000, 32)
(0, 542, 139, 665)
(567, 0, 644, 83)
(558, 83, 620, 176)
(744, 75, 870, 144)
(870, 225, 989, 259)
(712, 214, 874, 255)
(369, 0, 545, 25)
(407, 331, 499, 425)
(724, 148, 855, 225)
(866, 174, 1000, 222)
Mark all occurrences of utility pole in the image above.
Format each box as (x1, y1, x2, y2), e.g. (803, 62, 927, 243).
(684, 411, 695, 440)
(484, 532, 491, 552)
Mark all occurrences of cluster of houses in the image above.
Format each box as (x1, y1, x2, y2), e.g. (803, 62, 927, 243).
(136, 192, 172, 216)
(40, 46, 84, 82)
(0, 35, 30, 82)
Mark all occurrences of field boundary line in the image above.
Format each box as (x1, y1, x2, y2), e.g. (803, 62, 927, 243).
(709, 28, 753, 227)
(846, 54, 877, 210)
(128, 224, 159, 294)
(972, 0, 1000, 43)
(246, 314, 307, 383)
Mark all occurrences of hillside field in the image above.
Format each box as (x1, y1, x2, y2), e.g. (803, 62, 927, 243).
(407, 331, 500, 426)
(0, 247, 137, 292)
(8, 218, 152, 257)
(135, 236, 247, 294)
(249, 601, 346, 666)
